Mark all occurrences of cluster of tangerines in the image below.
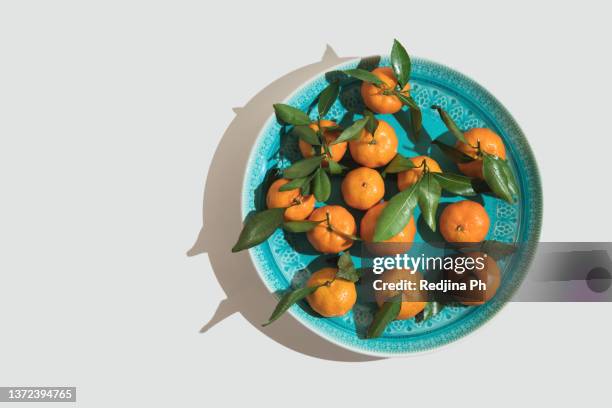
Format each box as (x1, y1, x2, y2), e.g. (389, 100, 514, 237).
(233, 40, 517, 337)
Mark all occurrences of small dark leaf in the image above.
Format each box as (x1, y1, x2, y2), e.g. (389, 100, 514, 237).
(312, 168, 331, 202)
(418, 173, 441, 232)
(273, 103, 311, 126)
(432, 140, 475, 164)
(283, 156, 323, 179)
(433, 172, 476, 196)
(383, 154, 415, 176)
(336, 252, 361, 282)
(390, 39, 411, 87)
(282, 220, 321, 233)
(366, 295, 402, 339)
(373, 181, 420, 242)
(483, 154, 513, 203)
(318, 81, 340, 117)
(364, 110, 379, 134)
(331, 118, 368, 145)
(343, 68, 384, 86)
(292, 125, 320, 146)
(263, 284, 321, 326)
(415, 301, 443, 323)
(431, 105, 467, 143)
(232, 208, 285, 252)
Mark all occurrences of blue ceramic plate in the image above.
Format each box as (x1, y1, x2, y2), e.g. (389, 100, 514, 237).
(242, 56, 542, 357)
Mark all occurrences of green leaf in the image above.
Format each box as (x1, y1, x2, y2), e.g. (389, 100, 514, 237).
(273, 103, 311, 126)
(396, 92, 419, 110)
(433, 172, 476, 196)
(415, 301, 443, 323)
(263, 285, 321, 326)
(418, 173, 441, 232)
(390, 39, 411, 87)
(431, 105, 466, 143)
(232, 208, 285, 252)
(312, 168, 331, 202)
(317, 81, 340, 117)
(366, 295, 402, 338)
(383, 154, 415, 175)
(343, 68, 384, 86)
(292, 125, 320, 146)
(373, 181, 420, 242)
(483, 154, 513, 203)
(279, 177, 308, 192)
(500, 160, 519, 197)
(326, 160, 346, 175)
(432, 140, 475, 164)
(363, 110, 379, 134)
(331, 118, 368, 145)
(283, 156, 323, 179)
(282, 220, 322, 233)
(409, 104, 422, 138)
(336, 252, 361, 282)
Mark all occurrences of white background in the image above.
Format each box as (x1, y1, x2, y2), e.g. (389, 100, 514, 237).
(1, 0, 611, 406)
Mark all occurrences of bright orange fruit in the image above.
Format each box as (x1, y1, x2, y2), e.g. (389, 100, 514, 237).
(306, 267, 357, 317)
(306, 205, 356, 253)
(341, 167, 385, 210)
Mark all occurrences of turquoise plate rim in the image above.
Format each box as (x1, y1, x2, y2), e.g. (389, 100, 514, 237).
(241, 56, 543, 357)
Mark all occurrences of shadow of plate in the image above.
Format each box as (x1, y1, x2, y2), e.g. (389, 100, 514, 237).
(187, 46, 381, 362)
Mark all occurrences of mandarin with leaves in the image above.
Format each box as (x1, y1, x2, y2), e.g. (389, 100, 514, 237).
(361, 67, 410, 114)
(298, 120, 347, 164)
(348, 119, 398, 168)
(456, 128, 507, 179)
(360, 201, 416, 256)
(305, 267, 357, 317)
(306, 205, 356, 253)
(397, 155, 442, 191)
(266, 178, 315, 221)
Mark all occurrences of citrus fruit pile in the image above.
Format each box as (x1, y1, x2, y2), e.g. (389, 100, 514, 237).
(233, 39, 519, 337)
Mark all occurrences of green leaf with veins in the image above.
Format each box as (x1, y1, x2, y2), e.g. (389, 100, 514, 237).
(292, 125, 320, 146)
(232, 208, 285, 252)
(366, 295, 402, 338)
(418, 173, 441, 231)
(317, 81, 340, 117)
(390, 39, 411, 87)
(331, 118, 368, 145)
(433, 172, 476, 196)
(343, 68, 384, 86)
(373, 180, 420, 242)
(283, 156, 323, 179)
(263, 284, 323, 326)
(273, 103, 311, 126)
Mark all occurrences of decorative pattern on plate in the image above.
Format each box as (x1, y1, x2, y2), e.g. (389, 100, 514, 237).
(242, 56, 542, 356)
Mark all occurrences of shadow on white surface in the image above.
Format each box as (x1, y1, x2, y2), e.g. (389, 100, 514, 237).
(187, 46, 381, 362)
